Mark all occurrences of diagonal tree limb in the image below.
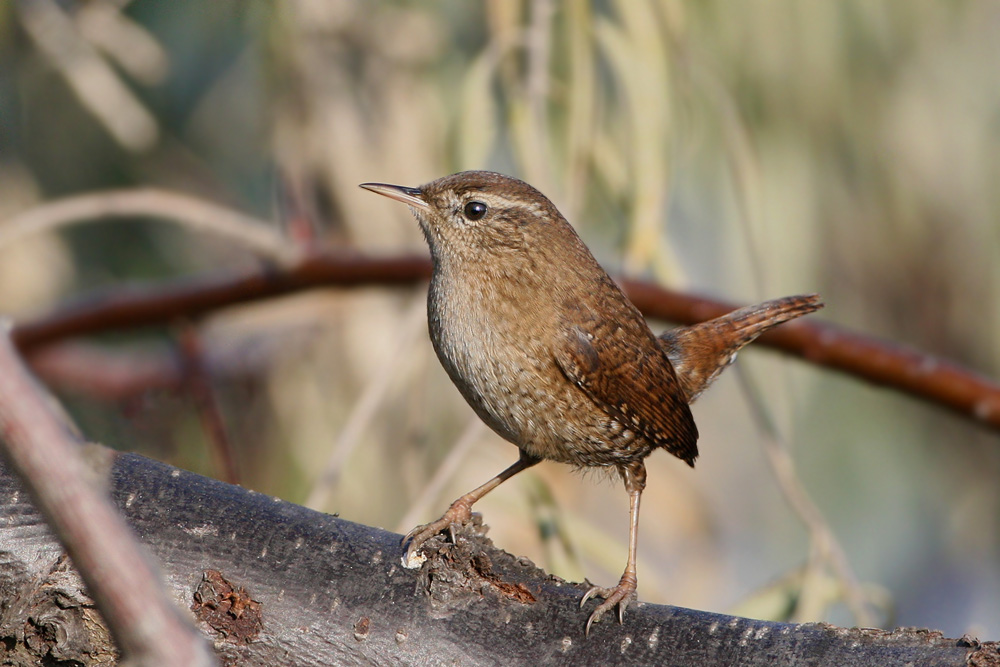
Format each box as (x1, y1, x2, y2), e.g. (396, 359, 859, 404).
(0, 322, 215, 666)
(10, 251, 1000, 432)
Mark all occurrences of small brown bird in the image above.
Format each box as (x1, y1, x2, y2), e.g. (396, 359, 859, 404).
(360, 171, 822, 633)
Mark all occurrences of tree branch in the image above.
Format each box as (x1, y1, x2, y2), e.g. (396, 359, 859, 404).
(0, 447, 992, 666)
(11, 250, 1000, 432)
(0, 187, 297, 263)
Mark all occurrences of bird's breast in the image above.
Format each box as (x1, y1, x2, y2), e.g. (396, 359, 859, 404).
(428, 272, 553, 444)
(426, 270, 651, 465)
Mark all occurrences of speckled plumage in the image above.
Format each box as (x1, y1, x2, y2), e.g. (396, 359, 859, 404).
(413, 172, 698, 470)
(359, 171, 822, 634)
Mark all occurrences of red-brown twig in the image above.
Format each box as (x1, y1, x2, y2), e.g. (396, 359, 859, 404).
(622, 279, 1000, 430)
(26, 341, 184, 400)
(0, 321, 215, 666)
(10, 251, 1000, 432)
(11, 252, 429, 350)
(178, 324, 240, 485)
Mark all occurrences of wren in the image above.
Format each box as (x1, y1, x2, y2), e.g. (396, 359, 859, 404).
(360, 171, 822, 634)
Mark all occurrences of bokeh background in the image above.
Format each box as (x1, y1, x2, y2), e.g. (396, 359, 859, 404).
(1, 0, 998, 639)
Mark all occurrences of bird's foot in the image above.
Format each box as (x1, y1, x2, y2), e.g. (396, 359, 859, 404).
(401, 498, 474, 568)
(580, 574, 637, 636)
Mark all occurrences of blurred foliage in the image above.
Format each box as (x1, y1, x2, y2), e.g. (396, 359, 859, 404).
(1, 0, 998, 639)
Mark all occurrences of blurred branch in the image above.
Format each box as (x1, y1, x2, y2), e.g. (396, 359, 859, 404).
(0, 321, 214, 666)
(10, 251, 1000, 433)
(10, 253, 428, 351)
(178, 324, 240, 485)
(621, 280, 1000, 432)
(14, 0, 159, 152)
(27, 341, 184, 401)
(76, 1, 169, 86)
(0, 188, 299, 264)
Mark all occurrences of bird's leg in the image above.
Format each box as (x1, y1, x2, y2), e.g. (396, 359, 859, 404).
(581, 461, 646, 635)
(402, 451, 540, 565)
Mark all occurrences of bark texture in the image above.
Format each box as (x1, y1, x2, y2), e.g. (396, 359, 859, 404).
(0, 450, 995, 666)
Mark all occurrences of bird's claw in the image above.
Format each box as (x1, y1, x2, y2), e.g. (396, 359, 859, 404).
(400, 500, 473, 567)
(581, 578, 636, 635)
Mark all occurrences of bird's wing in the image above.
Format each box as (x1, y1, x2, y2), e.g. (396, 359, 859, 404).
(553, 311, 699, 466)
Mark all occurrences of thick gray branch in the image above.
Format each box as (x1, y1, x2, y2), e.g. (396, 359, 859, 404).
(0, 450, 992, 666)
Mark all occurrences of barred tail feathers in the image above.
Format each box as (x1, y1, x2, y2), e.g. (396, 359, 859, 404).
(658, 294, 822, 403)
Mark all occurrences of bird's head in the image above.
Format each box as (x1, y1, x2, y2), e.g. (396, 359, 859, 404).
(360, 171, 581, 272)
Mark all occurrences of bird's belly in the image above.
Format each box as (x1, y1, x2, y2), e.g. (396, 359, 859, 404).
(433, 327, 651, 468)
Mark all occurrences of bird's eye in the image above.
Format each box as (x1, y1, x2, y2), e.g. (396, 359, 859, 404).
(463, 201, 488, 221)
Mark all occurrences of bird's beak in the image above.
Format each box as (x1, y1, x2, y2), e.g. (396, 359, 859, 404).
(359, 182, 429, 210)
